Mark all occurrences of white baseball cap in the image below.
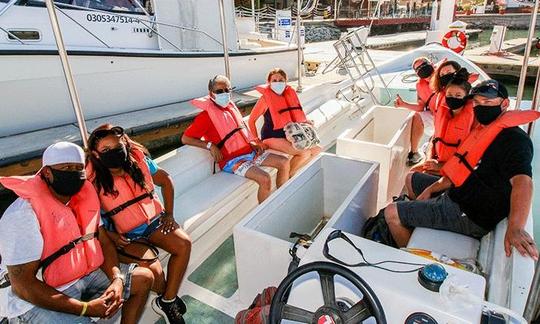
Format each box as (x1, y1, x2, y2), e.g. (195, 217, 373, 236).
(42, 142, 85, 167)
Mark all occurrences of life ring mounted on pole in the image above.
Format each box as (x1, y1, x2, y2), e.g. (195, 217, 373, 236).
(442, 30, 467, 54)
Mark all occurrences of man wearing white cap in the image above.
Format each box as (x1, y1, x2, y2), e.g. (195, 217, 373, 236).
(0, 142, 154, 323)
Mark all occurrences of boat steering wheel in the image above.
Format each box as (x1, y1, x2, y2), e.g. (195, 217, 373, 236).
(269, 261, 387, 324)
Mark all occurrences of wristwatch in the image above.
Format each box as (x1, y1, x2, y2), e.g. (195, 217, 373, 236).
(112, 273, 126, 285)
(206, 142, 212, 150)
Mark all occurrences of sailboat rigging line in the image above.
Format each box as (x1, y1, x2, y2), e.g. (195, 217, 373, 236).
(33, 0, 225, 49)
(0, 26, 25, 45)
(54, 5, 111, 48)
(0, 0, 17, 18)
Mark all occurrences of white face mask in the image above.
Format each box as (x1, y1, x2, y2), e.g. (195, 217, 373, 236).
(270, 82, 286, 95)
(213, 92, 230, 108)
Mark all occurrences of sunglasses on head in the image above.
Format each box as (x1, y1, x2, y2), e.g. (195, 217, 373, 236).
(414, 61, 430, 72)
(213, 88, 232, 94)
(471, 81, 505, 98)
(90, 126, 125, 142)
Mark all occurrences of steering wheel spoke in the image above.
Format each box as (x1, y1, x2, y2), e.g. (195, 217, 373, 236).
(318, 270, 337, 307)
(343, 300, 372, 324)
(280, 303, 315, 322)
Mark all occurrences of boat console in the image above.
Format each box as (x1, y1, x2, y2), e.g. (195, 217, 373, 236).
(284, 228, 488, 323)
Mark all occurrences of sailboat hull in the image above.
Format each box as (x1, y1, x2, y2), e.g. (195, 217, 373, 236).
(0, 48, 297, 137)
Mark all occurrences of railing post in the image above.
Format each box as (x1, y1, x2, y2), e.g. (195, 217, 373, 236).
(218, 0, 232, 80)
(515, 0, 539, 109)
(296, 0, 303, 92)
(44, 0, 89, 147)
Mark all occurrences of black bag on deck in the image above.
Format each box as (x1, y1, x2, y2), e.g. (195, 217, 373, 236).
(362, 208, 397, 248)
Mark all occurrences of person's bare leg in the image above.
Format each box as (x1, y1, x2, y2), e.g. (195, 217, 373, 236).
(263, 138, 314, 176)
(383, 203, 412, 247)
(148, 227, 191, 300)
(260, 153, 290, 187)
(411, 113, 425, 153)
(121, 267, 154, 324)
(245, 166, 272, 202)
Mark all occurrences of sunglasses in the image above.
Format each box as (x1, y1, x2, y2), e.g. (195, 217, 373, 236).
(90, 126, 125, 142)
(414, 61, 430, 72)
(213, 88, 232, 94)
(471, 81, 505, 98)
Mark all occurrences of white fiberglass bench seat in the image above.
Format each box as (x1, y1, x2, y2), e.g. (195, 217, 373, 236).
(290, 228, 486, 323)
(337, 105, 413, 209)
(406, 215, 535, 315)
(234, 154, 379, 303)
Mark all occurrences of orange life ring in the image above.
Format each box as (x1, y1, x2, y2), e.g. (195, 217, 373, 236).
(441, 30, 467, 54)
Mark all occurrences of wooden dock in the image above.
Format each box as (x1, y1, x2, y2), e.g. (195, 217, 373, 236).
(465, 38, 539, 78)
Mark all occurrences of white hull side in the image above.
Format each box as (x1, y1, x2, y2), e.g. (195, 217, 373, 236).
(0, 50, 297, 137)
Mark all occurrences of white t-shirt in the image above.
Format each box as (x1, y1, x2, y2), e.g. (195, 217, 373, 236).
(0, 198, 76, 318)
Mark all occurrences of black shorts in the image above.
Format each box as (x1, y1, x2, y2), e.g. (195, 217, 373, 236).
(396, 172, 488, 239)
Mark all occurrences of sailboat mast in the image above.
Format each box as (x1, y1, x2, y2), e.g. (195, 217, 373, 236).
(219, 0, 232, 80)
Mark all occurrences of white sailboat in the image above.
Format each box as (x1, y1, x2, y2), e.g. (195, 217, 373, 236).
(0, 0, 298, 137)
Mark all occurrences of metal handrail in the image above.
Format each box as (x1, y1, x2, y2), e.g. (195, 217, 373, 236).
(524, 260, 540, 321)
(515, 0, 539, 108)
(0, 0, 17, 18)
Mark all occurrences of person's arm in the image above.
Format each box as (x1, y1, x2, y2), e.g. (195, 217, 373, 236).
(394, 94, 424, 112)
(96, 226, 124, 316)
(7, 261, 112, 318)
(248, 97, 267, 140)
(504, 174, 538, 260)
(182, 134, 223, 162)
(152, 168, 179, 233)
(416, 176, 453, 200)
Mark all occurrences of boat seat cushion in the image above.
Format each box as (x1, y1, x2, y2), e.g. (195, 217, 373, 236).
(407, 227, 480, 260)
(173, 172, 247, 233)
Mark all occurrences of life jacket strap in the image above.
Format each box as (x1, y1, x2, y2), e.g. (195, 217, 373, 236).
(102, 191, 154, 218)
(454, 151, 476, 172)
(278, 106, 303, 114)
(40, 232, 99, 272)
(424, 92, 436, 111)
(216, 127, 244, 149)
(432, 137, 461, 148)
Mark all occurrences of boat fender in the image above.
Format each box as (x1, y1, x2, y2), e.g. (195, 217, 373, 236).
(441, 30, 467, 54)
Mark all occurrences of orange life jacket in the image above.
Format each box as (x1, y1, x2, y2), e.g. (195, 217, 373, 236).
(255, 84, 307, 130)
(191, 96, 254, 156)
(442, 110, 540, 187)
(416, 78, 436, 113)
(89, 147, 164, 234)
(0, 176, 103, 288)
(432, 99, 475, 162)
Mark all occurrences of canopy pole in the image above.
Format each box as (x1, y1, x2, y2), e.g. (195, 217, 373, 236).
(218, 0, 231, 80)
(251, 0, 258, 32)
(524, 260, 540, 321)
(296, 0, 304, 92)
(515, 0, 539, 109)
(44, 0, 89, 148)
(527, 49, 540, 137)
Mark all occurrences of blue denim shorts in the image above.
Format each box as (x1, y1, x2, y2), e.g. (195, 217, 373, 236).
(14, 263, 136, 324)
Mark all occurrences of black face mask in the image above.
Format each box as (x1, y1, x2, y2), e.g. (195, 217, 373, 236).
(439, 73, 455, 87)
(474, 105, 502, 125)
(48, 169, 86, 197)
(99, 145, 128, 169)
(417, 65, 434, 79)
(445, 96, 466, 110)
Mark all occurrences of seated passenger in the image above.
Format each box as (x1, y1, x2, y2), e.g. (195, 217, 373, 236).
(394, 57, 437, 165)
(382, 80, 539, 260)
(86, 125, 191, 324)
(0, 142, 153, 323)
(182, 75, 290, 203)
(406, 68, 475, 187)
(248, 68, 321, 176)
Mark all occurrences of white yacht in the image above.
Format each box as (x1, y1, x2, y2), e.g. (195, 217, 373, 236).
(0, 0, 297, 137)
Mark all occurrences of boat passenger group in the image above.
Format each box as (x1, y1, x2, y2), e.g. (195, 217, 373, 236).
(0, 61, 538, 323)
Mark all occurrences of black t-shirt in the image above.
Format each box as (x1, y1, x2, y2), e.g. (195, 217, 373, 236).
(448, 127, 533, 231)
